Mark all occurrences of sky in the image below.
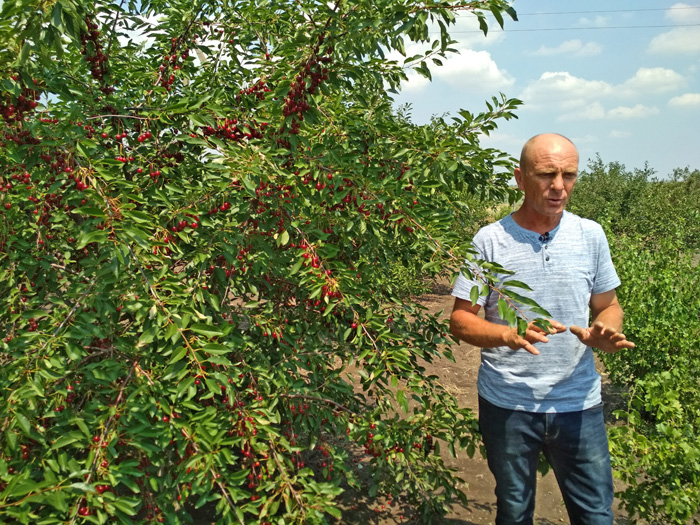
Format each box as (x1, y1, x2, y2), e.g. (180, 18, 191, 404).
(392, 1, 700, 179)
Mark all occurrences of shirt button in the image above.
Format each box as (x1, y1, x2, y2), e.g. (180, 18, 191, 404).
(544, 245, 548, 250)
(546, 256, 550, 261)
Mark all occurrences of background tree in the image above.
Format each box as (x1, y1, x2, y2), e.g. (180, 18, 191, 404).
(0, 0, 521, 523)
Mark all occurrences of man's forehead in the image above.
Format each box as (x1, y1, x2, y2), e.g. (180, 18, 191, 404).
(522, 140, 578, 169)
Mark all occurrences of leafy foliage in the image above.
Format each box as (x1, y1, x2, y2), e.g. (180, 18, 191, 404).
(569, 159, 700, 524)
(0, 0, 523, 523)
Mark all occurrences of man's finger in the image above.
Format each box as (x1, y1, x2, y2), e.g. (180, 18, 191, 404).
(569, 325, 587, 339)
(549, 320, 567, 333)
(617, 339, 636, 349)
(526, 329, 549, 343)
(531, 319, 567, 334)
(590, 322, 607, 336)
(522, 340, 540, 355)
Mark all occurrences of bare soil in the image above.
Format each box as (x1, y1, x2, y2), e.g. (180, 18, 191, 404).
(339, 280, 631, 525)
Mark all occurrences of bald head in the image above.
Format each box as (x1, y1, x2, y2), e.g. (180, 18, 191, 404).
(519, 133, 578, 174)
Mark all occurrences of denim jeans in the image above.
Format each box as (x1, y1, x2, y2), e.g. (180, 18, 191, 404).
(478, 396, 614, 525)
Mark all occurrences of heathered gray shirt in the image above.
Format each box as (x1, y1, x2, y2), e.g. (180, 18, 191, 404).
(452, 211, 620, 413)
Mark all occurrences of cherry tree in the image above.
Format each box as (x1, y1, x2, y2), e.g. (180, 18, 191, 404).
(0, 0, 520, 522)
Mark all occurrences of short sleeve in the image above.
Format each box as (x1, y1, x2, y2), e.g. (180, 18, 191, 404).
(591, 225, 620, 294)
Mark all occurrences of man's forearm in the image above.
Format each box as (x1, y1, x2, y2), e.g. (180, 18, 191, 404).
(449, 309, 512, 348)
(591, 303, 624, 333)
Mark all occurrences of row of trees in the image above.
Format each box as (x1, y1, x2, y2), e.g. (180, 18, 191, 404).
(568, 161, 700, 524)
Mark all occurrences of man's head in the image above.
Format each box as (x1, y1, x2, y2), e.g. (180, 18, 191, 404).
(514, 133, 579, 225)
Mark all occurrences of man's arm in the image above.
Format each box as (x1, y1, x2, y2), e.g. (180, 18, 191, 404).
(569, 289, 635, 353)
(449, 297, 566, 356)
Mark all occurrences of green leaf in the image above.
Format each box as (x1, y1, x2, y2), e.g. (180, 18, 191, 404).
(169, 346, 188, 365)
(111, 498, 138, 516)
(76, 230, 108, 249)
(14, 413, 30, 434)
(121, 224, 151, 250)
(202, 343, 229, 355)
(21, 309, 48, 319)
(504, 280, 533, 291)
(72, 206, 105, 217)
(51, 432, 83, 450)
(289, 257, 304, 276)
(469, 285, 479, 306)
(190, 324, 223, 338)
(123, 210, 154, 224)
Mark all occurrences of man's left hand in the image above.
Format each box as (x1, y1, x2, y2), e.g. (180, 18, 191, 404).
(570, 321, 635, 353)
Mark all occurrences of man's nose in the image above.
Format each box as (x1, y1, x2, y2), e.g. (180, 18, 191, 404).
(551, 173, 565, 191)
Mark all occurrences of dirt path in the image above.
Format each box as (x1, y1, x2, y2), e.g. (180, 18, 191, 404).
(354, 281, 631, 524)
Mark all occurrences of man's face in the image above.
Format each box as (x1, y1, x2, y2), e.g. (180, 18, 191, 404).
(514, 136, 579, 220)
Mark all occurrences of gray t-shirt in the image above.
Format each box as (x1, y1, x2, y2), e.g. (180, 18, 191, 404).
(452, 211, 620, 413)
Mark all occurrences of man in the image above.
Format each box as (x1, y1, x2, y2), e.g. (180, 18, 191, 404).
(449, 133, 635, 525)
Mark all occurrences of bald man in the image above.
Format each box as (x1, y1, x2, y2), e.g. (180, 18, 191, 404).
(450, 134, 634, 525)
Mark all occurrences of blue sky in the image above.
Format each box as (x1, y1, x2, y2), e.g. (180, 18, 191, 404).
(393, 1, 700, 178)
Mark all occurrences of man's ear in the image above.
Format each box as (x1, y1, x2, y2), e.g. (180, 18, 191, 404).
(514, 167, 524, 191)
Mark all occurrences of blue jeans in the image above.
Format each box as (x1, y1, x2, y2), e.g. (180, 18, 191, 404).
(478, 396, 614, 525)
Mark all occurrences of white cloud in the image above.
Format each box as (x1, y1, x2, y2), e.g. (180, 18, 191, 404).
(390, 38, 512, 94)
(433, 49, 514, 91)
(531, 39, 603, 57)
(560, 103, 659, 121)
(620, 67, 686, 96)
(665, 3, 700, 23)
(607, 104, 659, 119)
(571, 134, 598, 145)
(560, 102, 607, 121)
(669, 93, 700, 107)
(578, 16, 610, 27)
(648, 27, 700, 54)
(520, 72, 613, 110)
(522, 67, 688, 118)
(609, 130, 633, 139)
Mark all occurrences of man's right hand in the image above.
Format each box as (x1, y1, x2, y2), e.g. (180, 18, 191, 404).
(504, 320, 567, 355)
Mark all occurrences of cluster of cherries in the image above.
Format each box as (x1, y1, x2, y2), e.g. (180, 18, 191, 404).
(80, 16, 113, 94)
(39, 149, 72, 175)
(170, 214, 199, 233)
(237, 78, 272, 103)
(281, 35, 333, 135)
(158, 38, 190, 91)
(200, 118, 267, 144)
(0, 83, 40, 123)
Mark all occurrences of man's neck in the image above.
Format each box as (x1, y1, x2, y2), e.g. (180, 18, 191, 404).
(511, 208, 563, 235)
